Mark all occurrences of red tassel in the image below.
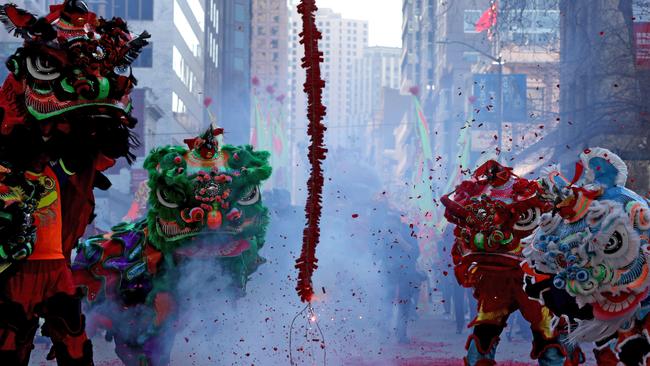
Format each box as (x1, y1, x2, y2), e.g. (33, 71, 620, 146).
(295, 0, 327, 303)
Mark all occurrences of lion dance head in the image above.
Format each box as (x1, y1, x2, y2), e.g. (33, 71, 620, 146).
(525, 148, 650, 342)
(0, 0, 149, 167)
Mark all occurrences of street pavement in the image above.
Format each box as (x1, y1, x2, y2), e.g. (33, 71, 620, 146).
(28, 301, 596, 365)
(28, 316, 535, 366)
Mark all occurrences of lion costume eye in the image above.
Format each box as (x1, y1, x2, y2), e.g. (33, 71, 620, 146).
(604, 230, 625, 255)
(237, 186, 260, 206)
(156, 188, 179, 208)
(514, 207, 541, 231)
(26, 56, 60, 81)
(114, 65, 132, 77)
(598, 223, 638, 269)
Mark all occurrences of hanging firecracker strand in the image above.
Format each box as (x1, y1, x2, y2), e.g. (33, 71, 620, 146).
(295, 0, 327, 303)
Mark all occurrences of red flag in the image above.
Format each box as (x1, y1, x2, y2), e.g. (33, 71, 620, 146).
(475, 1, 497, 33)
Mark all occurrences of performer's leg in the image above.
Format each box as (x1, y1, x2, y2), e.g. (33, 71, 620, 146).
(113, 334, 151, 366)
(592, 341, 619, 366)
(465, 324, 504, 366)
(37, 261, 94, 366)
(442, 276, 452, 314)
(0, 261, 47, 365)
(396, 282, 413, 343)
(515, 286, 566, 366)
(0, 300, 39, 366)
(113, 331, 175, 366)
(38, 290, 93, 366)
(452, 282, 465, 333)
(618, 336, 650, 366)
(554, 317, 585, 366)
(467, 288, 477, 320)
(464, 278, 512, 366)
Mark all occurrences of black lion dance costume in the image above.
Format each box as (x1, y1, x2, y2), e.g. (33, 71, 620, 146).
(0, 1, 148, 364)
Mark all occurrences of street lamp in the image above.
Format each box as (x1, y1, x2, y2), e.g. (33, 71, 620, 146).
(436, 40, 504, 154)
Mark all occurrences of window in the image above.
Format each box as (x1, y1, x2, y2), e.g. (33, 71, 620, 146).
(172, 91, 196, 131)
(113, 0, 126, 18)
(213, 6, 219, 31)
(140, 0, 154, 20)
(172, 91, 186, 114)
(235, 31, 245, 49)
(105, 0, 154, 20)
(234, 57, 244, 71)
(209, 1, 218, 29)
(132, 43, 153, 67)
(186, 0, 205, 31)
(128, 0, 138, 18)
(234, 3, 245, 22)
(174, 0, 201, 58)
(172, 46, 198, 93)
(463, 10, 482, 33)
(214, 43, 219, 68)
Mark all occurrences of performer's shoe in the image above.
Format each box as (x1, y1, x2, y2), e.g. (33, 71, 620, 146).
(52, 339, 94, 366)
(0, 351, 24, 366)
(465, 336, 498, 366)
(593, 346, 619, 366)
(536, 345, 566, 366)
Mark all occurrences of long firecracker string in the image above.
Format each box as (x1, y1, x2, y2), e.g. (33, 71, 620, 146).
(295, 0, 327, 304)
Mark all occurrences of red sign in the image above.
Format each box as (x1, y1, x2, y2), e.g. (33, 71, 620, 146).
(634, 22, 650, 69)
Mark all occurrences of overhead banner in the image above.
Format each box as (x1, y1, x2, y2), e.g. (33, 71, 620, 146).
(472, 73, 527, 123)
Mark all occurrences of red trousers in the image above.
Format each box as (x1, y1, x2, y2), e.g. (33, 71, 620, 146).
(468, 268, 558, 359)
(0, 260, 90, 364)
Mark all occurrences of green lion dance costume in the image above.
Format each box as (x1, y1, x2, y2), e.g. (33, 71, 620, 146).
(72, 127, 271, 365)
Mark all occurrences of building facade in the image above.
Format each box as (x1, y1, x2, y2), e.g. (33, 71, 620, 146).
(288, 7, 368, 148)
(350, 46, 401, 137)
(251, 0, 289, 94)
(401, 0, 562, 172)
(86, 0, 205, 152)
(209, 0, 252, 146)
(557, 0, 650, 191)
(287, 7, 368, 203)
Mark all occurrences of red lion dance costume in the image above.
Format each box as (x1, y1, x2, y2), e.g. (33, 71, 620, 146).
(441, 160, 569, 366)
(0, 1, 148, 364)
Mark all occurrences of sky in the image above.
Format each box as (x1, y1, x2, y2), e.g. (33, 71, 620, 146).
(315, 0, 403, 47)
